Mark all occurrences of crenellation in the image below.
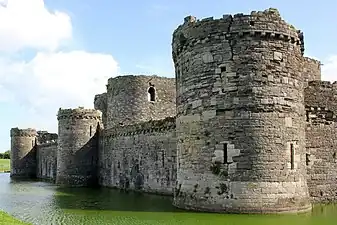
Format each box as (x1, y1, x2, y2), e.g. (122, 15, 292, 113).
(8, 7, 337, 214)
(10, 128, 37, 137)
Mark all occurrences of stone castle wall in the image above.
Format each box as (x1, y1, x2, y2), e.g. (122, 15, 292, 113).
(305, 81, 337, 203)
(104, 75, 176, 129)
(8, 7, 337, 215)
(99, 117, 177, 195)
(36, 142, 57, 180)
(172, 8, 311, 213)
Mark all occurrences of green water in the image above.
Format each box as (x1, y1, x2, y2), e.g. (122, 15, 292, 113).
(0, 173, 336, 225)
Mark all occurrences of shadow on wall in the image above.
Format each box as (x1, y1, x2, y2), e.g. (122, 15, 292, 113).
(52, 186, 184, 213)
(12, 145, 37, 179)
(57, 123, 101, 187)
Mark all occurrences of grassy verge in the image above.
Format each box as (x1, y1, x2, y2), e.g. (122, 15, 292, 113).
(0, 159, 10, 173)
(0, 211, 31, 225)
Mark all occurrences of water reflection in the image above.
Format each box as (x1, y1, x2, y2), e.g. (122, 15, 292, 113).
(0, 173, 336, 225)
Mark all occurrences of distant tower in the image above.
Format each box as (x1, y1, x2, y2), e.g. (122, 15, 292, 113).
(56, 107, 102, 187)
(10, 128, 37, 178)
(172, 8, 311, 213)
(105, 75, 176, 129)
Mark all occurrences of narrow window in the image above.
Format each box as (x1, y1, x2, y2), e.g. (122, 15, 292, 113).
(220, 66, 226, 73)
(89, 125, 92, 136)
(290, 143, 295, 170)
(148, 83, 156, 102)
(223, 143, 228, 164)
(306, 153, 310, 166)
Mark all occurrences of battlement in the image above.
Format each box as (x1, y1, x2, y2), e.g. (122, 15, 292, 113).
(305, 81, 337, 116)
(10, 128, 37, 137)
(106, 74, 173, 91)
(104, 116, 176, 137)
(303, 57, 321, 66)
(173, 8, 301, 58)
(307, 80, 337, 88)
(37, 131, 58, 145)
(38, 140, 58, 147)
(57, 107, 102, 120)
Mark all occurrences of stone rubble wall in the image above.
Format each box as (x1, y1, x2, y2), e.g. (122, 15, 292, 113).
(172, 8, 311, 213)
(305, 81, 337, 202)
(99, 117, 177, 195)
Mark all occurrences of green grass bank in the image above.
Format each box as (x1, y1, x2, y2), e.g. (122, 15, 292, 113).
(0, 159, 10, 173)
(0, 211, 30, 225)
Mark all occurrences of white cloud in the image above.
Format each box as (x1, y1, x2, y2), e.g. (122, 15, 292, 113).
(0, 51, 119, 131)
(0, 0, 72, 52)
(0, 0, 120, 134)
(322, 55, 337, 82)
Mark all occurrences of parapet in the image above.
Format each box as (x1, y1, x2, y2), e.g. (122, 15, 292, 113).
(57, 107, 102, 120)
(94, 93, 107, 108)
(305, 81, 337, 113)
(10, 128, 37, 137)
(106, 75, 174, 92)
(172, 8, 301, 58)
(104, 116, 176, 137)
(37, 131, 58, 145)
(303, 57, 321, 82)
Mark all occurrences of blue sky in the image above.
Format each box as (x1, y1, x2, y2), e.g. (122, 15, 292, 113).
(0, 0, 337, 152)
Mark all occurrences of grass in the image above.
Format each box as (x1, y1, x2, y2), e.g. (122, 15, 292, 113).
(0, 211, 30, 225)
(0, 159, 10, 173)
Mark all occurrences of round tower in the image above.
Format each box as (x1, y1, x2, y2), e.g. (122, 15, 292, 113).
(10, 128, 37, 178)
(172, 8, 311, 213)
(105, 75, 176, 129)
(56, 107, 102, 187)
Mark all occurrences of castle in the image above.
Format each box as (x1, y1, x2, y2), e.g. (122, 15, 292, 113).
(9, 8, 337, 214)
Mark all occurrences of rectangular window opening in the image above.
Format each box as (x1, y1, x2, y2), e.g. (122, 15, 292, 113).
(223, 143, 228, 164)
(290, 143, 295, 170)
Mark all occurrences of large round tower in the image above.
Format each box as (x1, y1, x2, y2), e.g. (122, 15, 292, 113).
(56, 107, 102, 187)
(172, 8, 311, 213)
(10, 128, 37, 178)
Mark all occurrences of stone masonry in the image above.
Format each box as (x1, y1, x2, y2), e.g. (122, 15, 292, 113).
(9, 8, 337, 214)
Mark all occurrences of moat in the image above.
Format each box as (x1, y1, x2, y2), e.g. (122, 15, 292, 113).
(0, 174, 335, 225)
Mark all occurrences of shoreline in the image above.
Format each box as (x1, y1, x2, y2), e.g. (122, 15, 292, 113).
(0, 211, 31, 225)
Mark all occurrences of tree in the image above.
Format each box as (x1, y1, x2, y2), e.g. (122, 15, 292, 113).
(2, 150, 10, 159)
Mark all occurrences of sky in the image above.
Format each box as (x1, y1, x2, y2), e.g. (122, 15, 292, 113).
(0, 0, 337, 152)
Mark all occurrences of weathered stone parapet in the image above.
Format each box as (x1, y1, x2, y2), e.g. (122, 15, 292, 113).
(37, 141, 58, 147)
(57, 107, 102, 120)
(37, 131, 58, 145)
(103, 117, 176, 137)
(173, 8, 301, 61)
(94, 93, 107, 127)
(10, 128, 37, 137)
(305, 81, 337, 113)
(303, 57, 322, 84)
